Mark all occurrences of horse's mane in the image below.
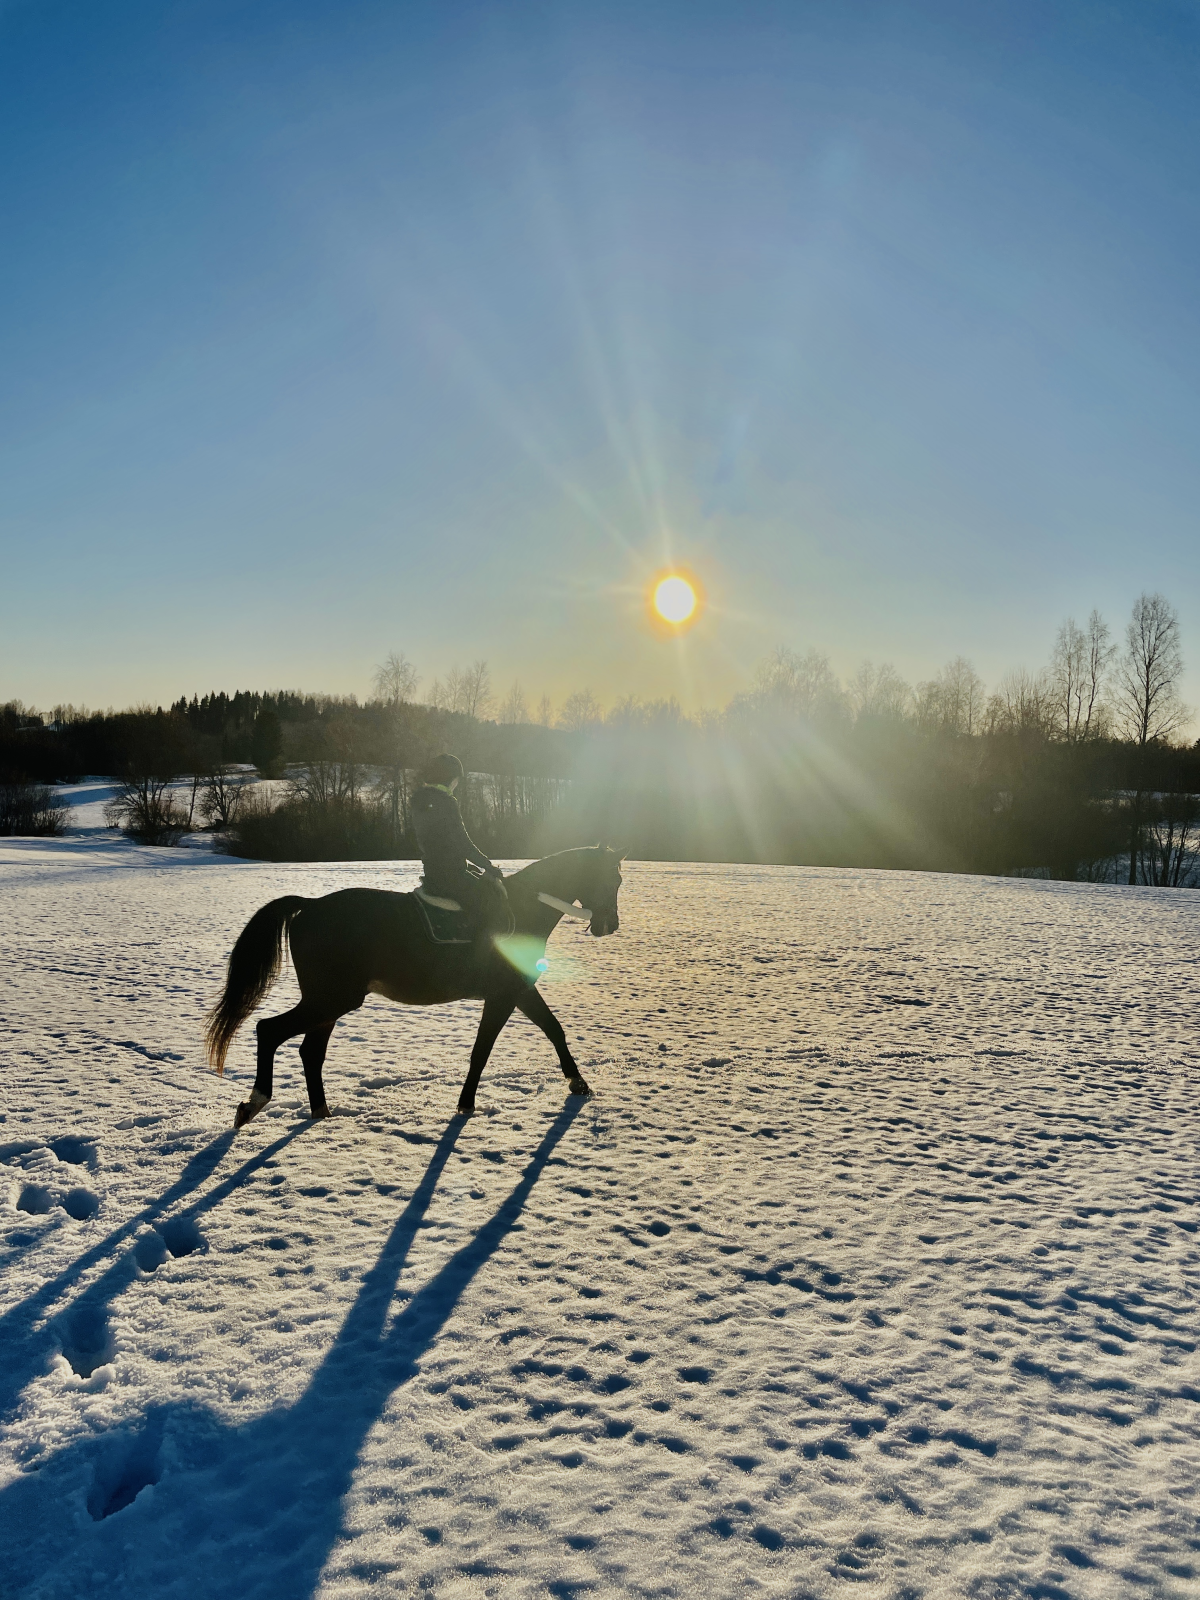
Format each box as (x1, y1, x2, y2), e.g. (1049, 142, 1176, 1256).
(505, 845, 613, 886)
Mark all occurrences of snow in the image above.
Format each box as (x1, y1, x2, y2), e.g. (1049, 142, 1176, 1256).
(1, 837, 1197, 1599)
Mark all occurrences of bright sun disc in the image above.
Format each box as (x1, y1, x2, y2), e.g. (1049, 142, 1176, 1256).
(653, 575, 697, 625)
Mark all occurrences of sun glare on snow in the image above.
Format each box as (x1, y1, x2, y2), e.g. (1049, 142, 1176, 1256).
(652, 574, 699, 628)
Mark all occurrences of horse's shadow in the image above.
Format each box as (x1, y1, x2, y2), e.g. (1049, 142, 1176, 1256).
(0, 1102, 583, 1597)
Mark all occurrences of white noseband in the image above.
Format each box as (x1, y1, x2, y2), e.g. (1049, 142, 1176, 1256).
(537, 892, 593, 922)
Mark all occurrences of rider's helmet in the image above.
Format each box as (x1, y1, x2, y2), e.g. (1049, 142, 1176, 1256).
(422, 753, 464, 788)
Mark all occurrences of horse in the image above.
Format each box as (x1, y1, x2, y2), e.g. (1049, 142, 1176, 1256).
(204, 846, 624, 1126)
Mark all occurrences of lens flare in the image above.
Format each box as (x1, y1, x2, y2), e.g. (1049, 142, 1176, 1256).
(652, 575, 698, 626)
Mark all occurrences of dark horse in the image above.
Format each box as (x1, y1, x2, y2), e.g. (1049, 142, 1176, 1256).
(205, 847, 623, 1126)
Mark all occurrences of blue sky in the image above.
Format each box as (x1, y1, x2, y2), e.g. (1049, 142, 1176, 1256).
(2, 0, 1198, 718)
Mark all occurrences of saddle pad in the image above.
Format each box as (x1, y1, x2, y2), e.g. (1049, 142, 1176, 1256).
(413, 890, 472, 945)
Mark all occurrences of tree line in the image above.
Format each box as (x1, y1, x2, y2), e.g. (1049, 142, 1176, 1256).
(1, 593, 1197, 886)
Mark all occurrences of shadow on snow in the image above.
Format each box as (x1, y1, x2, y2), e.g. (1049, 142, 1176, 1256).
(0, 1126, 286, 1418)
(0, 1102, 585, 1597)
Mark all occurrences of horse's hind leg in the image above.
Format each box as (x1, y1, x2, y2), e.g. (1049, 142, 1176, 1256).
(299, 1024, 335, 1121)
(235, 1005, 310, 1129)
(514, 987, 590, 1097)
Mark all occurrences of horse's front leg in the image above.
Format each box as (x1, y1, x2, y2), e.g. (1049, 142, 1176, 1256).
(457, 993, 519, 1116)
(514, 986, 591, 1097)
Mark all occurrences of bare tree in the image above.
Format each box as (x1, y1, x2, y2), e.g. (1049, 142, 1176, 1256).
(606, 694, 646, 731)
(105, 774, 188, 844)
(850, 661, 912, 721)
(1049, 611, 1112, 742)
(370, 654, 421, 842)
(1142, 791, 1200, 888)
(288, 718, 369, 809)
(558, 688, 603, 732)
(1082, 612, 1114, 738)
(1117, 593, 1188, 884)
(498, 682, 529, 725)
(178, 730, 221, 826)
(104, 709, 191, 845)
(752, 646, 847, 721)
(457, 659, 493, 719)
(985, 669, 1055, 737)
(1117, 593, 1186, 748)
(917, 657, 985, 736)
(534, 694, 554, 727)
(201, 765, 252, 830)
(372, 652, 420, 707)
(431, 661, 493, 719)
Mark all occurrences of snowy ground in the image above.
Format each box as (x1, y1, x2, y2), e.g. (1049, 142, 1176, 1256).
(0, 831, 1197, 1600)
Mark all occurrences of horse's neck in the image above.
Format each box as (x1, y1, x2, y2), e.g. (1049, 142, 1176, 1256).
(514, 850, 590, 902)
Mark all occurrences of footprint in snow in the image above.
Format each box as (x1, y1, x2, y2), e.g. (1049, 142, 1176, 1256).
(87, 1416, 164, 1520)
(57, 1304, 115, 1380)
(48, 1136, 98, 1170)
(15, 1181, 100, 1221)
(135, 1217, 205, 1271)
(16, 1183, 54, 1215)
(62, 1188, 100, 1220)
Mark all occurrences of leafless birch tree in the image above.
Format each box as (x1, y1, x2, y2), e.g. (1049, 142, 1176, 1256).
(499, 683, 529, 725)
(372, 652, 420, 707)
(1049, 611, 1113, 742)
(1117, 593, 1188, 883)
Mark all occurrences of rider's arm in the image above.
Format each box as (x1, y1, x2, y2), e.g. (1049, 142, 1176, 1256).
(446, 795, 499, 874)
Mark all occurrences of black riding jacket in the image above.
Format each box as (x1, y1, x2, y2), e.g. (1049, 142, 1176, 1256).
(411, 784, 494, 889)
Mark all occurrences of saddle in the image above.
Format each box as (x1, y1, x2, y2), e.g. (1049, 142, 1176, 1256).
(413, 886, 473, 945)
(412, 872, 515, 947)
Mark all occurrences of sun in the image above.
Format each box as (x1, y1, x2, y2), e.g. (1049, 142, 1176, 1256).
(652, 574, 698, 626)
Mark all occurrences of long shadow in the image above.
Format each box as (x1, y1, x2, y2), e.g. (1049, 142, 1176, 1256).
(0, 1102, 584, 1598)
(0, 1123, 305, 1425)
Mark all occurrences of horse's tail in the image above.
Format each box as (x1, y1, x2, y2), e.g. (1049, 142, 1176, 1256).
(204, 896, 307, 1074)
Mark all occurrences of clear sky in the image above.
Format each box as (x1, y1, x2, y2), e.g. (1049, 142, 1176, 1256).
(2, 0, 1198, 720)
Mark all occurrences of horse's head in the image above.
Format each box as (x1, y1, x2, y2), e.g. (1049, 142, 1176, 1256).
(586, 844, 624, 938)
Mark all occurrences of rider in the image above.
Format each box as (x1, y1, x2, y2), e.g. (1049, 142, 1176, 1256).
(411, 754, 509, 942)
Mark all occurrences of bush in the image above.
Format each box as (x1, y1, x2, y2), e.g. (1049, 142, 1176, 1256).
(221, 793, 402, 862)
(200, 766, 252, 829)
(104, 777, 189, 846)
(0, 780, 70, 836)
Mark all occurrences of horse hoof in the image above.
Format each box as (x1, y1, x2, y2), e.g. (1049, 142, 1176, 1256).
(456, 1103, 475, 1118)
(310, 1106, 331, 1121)
(567, 1078, 592, 1097)
(234, 1090, 271, 1129)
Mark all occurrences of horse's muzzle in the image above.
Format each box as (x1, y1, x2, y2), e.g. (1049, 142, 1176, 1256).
(589, 913, 619, 937)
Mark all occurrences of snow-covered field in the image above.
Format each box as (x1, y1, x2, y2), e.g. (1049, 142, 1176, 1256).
(1, 831, 1197, 1600)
